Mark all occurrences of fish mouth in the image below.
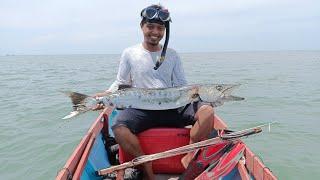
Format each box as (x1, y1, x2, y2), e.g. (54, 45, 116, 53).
(223, 95, 245, 101)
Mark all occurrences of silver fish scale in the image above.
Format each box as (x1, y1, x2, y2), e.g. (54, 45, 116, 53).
(99, 84, 241, 110)
(101, 86, 193, 110)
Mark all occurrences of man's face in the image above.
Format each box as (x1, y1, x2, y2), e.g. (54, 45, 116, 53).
(141, 22, 165, 46)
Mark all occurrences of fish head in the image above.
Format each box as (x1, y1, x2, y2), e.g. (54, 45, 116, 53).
(198, 84, 245, 107)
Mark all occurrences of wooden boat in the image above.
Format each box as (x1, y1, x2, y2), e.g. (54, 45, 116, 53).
(56, 107, 277, 180)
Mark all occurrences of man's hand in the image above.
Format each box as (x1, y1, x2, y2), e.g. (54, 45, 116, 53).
(92, 91, 111, 111)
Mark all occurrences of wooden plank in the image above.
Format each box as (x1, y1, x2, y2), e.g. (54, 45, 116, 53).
(244, 147, 254, 174)
(253, 156, 264, 180)
(263, 167, 278, 180)
(245, 146, 278, 180)
(238, 159, 250, 180)
(73, 133, 96, 180)
(253, 157, 278, 180)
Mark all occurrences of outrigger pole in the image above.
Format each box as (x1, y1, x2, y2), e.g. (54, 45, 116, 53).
(97, 123, 275, 176)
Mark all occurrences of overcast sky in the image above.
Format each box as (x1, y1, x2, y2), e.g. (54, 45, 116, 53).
(1, 0, 319, 55)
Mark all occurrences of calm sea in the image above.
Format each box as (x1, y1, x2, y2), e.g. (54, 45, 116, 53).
(0, 51, 319, 179)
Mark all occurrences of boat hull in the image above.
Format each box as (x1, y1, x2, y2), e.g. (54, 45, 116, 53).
(56, 108, 277, 180)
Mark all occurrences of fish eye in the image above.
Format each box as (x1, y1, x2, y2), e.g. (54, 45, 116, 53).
(216, 85, 223, 91)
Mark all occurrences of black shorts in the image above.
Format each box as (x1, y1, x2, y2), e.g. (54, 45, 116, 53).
(111, 101, 210, 134)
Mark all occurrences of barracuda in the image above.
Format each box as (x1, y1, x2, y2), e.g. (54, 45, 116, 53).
(62, 84, 244, 119)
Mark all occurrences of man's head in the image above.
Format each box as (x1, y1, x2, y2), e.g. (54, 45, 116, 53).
(140, 4, 171, 69)
(140, 5, 171, 46)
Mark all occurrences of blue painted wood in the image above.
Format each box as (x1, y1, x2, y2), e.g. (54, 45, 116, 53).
(81, 133, 111, 180)
(222, 167, 242, 180)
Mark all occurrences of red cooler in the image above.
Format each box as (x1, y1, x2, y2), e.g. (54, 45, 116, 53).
(118, 128, 190, 173)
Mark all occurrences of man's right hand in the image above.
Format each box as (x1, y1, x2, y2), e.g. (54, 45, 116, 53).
(92, 91, 111, 111)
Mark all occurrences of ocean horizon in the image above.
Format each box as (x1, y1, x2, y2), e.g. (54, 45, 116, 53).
(1, 49, 319, 56)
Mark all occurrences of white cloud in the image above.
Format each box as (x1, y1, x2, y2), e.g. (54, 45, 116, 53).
(0, 0, 319, 54)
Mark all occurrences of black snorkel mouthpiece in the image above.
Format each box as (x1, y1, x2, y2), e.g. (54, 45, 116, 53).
(141, 5, 171, 70)
(154, 21, 170, 70)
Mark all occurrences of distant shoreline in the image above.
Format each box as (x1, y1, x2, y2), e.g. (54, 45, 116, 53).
(1, 49, 320, 57)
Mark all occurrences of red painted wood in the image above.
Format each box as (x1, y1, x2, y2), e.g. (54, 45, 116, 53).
(263, 167, 278, 180)
(56, 134, 91, 180)
(245, 147, 254, 175)
(244, 146, 278, 180)
(88, 107, 113, 136)
(253, 156, 265, 179)
(213, 114, 228, 130)
(73, 134, 96, 180)
(238, 159, 250, 180)
(195, 142, 245, 179)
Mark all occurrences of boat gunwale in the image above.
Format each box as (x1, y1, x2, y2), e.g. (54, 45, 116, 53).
(73, 134, 96, 180)
(245, 147, 277, 180)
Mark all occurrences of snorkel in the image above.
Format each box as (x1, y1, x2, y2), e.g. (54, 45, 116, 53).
(156, 21, 170, 70)
(140, 5, 171, 70)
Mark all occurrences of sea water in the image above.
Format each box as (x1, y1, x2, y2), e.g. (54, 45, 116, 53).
(0, 51, 319, 179)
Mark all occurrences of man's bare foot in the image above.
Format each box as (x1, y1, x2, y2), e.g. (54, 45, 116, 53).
(116, 169, 124, 180)
(181, 153, 194, 169)
(143, 162, 155, 180)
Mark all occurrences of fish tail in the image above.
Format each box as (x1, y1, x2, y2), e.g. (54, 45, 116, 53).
(61, 91, 95, 119)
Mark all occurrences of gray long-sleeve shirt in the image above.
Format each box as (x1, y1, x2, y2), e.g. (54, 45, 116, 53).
(108, 44, 187, 92)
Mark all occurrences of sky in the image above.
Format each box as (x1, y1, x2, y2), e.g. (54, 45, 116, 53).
(1, 0, 320, 55)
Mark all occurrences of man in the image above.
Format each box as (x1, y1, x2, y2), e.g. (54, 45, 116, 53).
(96, 4, 215, 180)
